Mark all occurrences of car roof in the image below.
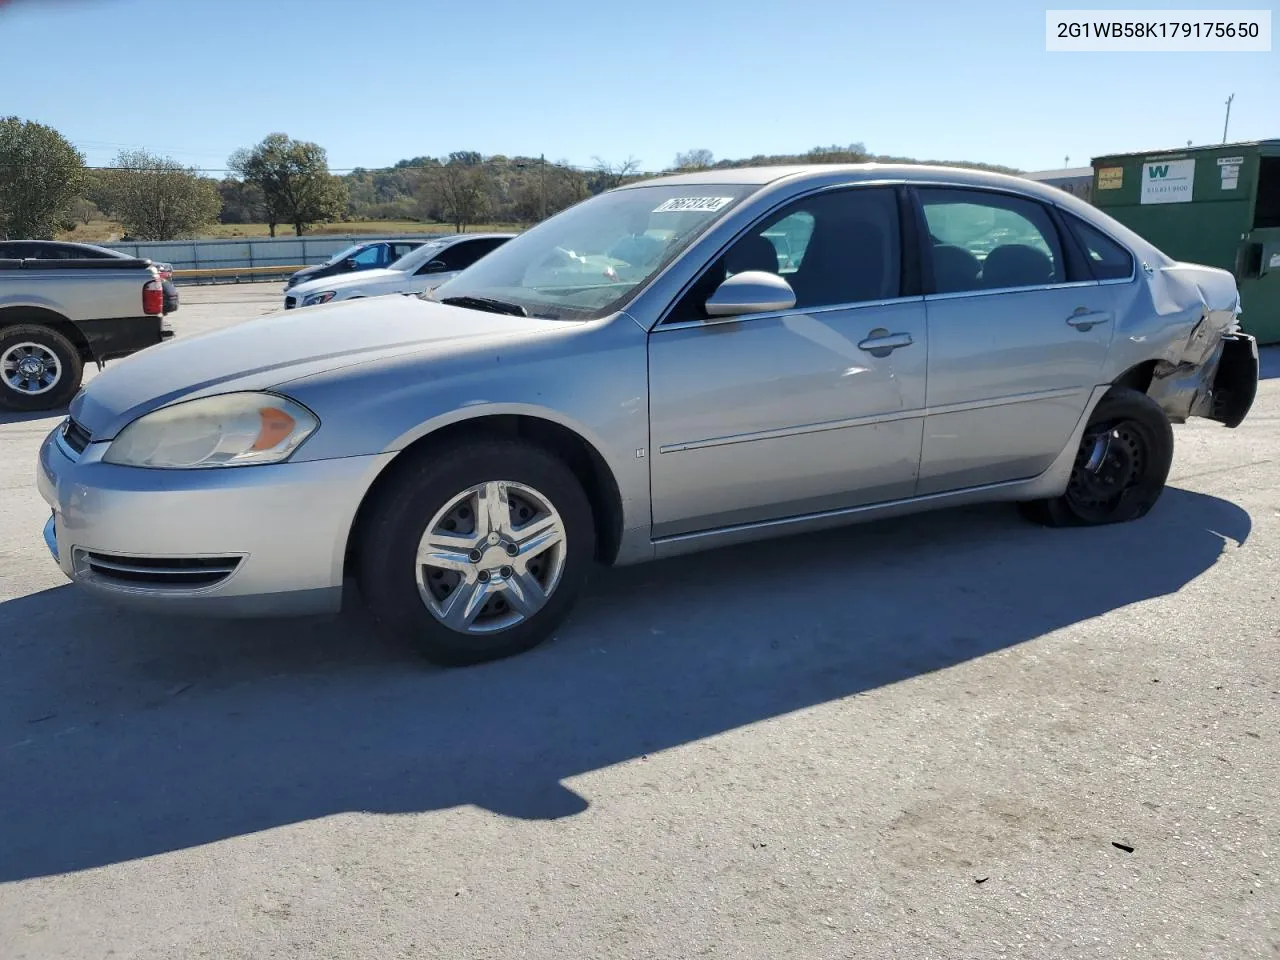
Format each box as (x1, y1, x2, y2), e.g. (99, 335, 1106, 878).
(619, 162, 1036, 193)
(2, 239, 127, 256)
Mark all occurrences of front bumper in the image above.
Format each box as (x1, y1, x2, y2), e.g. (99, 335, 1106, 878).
(37, 423, 394, 617)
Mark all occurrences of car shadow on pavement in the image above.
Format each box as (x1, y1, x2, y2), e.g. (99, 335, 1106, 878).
(0, 487, 1250, 882)
(0, 408, 65, 427)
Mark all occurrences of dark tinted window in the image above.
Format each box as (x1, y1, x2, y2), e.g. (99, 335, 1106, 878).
(1066, 216, 1135, 281)
(919, 188, 1064, 293)
(667, 187, 900, 322)
(439, 237, 508, 271)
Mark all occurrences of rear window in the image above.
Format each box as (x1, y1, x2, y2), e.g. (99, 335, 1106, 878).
(1066, 216, 1134, 281)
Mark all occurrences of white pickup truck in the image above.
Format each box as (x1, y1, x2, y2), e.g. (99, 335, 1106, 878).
(0, 255, 171, 411)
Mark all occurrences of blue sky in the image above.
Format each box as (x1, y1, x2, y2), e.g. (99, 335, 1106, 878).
(3, 0, 1275, 173)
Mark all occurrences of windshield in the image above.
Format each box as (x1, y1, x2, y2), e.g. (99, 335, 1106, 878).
(390, 238, 449, 272)
(324, 243, 366, 265)
(430, 184, 756, 320)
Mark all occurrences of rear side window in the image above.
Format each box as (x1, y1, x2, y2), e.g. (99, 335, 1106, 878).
(1066, 216, 1134, 281)
(919, 188, 1064, 293)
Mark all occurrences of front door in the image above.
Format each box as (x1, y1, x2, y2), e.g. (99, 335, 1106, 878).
(647, 186, 928, 539)
(914, 187, 1115, 494)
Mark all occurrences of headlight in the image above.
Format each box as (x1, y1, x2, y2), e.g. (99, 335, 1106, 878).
(103, 392, 319, 469)
(302, 290, 337, 307)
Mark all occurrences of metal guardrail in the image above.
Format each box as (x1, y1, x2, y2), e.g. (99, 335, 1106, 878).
(171, 264, 306, 281)
(103, 234, 455, 282)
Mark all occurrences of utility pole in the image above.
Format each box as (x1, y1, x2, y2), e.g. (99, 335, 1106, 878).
(1222, 93, 1234, 144)
(539, 153, 547, 221)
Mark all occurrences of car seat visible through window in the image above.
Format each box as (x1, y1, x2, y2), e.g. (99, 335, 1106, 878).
(980, 244, 1055, 288)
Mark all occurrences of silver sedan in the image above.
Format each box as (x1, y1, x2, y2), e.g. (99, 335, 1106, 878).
(36, 163, 1259, 665)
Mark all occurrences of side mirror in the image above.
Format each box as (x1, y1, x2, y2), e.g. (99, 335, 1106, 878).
(343, 258, 358, 270)
(423, 259, 449, 274)
(704, 271, 796, 318)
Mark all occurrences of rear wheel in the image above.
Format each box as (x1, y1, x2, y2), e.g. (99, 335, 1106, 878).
(0, 325, 83, 412)
(357, 439, 595, 666)
(1019, 387, 1173, 527)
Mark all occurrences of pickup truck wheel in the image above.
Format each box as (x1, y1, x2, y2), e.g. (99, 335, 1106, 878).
(358, 439, 595, 667)
(0, 325, 83, 412)
(1019, 387, 1173, 527)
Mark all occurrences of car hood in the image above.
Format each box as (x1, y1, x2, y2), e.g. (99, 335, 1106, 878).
(289, 263, 326, 283)
(290, 267, 403, 296)
(71, 296, 555, 440)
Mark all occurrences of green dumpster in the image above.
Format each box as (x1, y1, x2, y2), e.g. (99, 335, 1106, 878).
(1090, 140, 1280, 345)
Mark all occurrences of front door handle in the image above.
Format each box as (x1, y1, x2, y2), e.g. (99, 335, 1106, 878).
(1066, 309, 1111, 330)
(857, 330, 914, 356)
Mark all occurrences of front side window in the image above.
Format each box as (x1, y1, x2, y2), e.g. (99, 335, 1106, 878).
(429, 184, 757, 320)
(437, 237, 508, 272)
(666, 186, 901, 323)
(919, 188, 1064, 294)
(326, 244, 364, 265)
(351, 244, 384, 266)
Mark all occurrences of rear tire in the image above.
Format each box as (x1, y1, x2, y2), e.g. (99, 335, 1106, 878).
(357, 439, 595, 667)
(1019, 387, 1174, 527)
(0, 325, 83, 412)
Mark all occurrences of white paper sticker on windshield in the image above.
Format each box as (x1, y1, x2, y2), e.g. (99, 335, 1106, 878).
(652, 196, 733, 214)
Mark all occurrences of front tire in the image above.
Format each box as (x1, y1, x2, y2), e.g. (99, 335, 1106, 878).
(357, 439, 595, 666)
(1020, 387, 1174, 527)
(0, 325, 83, 412)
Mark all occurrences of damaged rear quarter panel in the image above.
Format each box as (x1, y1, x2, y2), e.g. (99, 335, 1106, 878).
(1109, 260, 1241, 422)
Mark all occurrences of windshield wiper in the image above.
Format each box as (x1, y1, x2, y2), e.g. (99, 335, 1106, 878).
(438, 295, 528, 317)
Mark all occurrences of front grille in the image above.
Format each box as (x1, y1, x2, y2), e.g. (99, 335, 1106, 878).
(61, 418, 91, 455)
(285, 295, 297, 309)
(76, 550, 242, 589)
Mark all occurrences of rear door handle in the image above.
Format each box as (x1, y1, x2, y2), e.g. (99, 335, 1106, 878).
(857, 330, 914, 355)
(1066, 310, 1111, 330)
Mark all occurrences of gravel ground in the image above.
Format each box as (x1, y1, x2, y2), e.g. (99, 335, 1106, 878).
(0, 283, 1277, 959)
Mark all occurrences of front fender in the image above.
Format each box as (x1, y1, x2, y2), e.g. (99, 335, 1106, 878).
(278, 314, 655, 563)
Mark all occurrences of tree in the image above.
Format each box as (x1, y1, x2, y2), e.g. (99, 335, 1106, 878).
(229, 133, 347, 236)
(70, 198, 100, 226)
(100, 150, 222, 241)
(589, 155, 641, 193)
(215, 178, 267, 224)
(673, 148, 714, 171)
(431, 161, 492, 232)
(0, 117, 85, 239)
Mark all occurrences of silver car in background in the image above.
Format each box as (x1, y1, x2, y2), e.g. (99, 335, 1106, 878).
(283, 233, 514, 309)
(37, 163, 1259, 666)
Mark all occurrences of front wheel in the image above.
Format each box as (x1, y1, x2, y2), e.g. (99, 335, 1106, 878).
(357, 439, 596, 666)
(1019, 387, 1174, 527)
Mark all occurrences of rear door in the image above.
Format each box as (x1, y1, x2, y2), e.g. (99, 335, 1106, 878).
(915, 186, 1116, 494)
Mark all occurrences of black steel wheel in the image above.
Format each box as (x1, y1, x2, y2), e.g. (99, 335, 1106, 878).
(1020, 388, 1174, 527)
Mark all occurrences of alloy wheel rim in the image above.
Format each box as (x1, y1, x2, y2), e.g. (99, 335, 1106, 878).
(414, 480, 567, 635)
(1, 342, 61, 396)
